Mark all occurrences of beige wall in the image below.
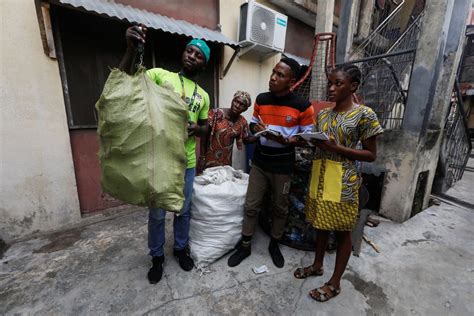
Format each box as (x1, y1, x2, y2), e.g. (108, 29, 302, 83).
(219, 0, 282, 170)
(0, 0, 81, 241)
(0, 0, 297, 240)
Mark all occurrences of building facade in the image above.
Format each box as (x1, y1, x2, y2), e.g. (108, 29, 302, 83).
(0, 0, 318, 241)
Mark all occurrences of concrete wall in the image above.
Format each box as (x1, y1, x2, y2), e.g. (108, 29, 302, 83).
(419, 0, 470, 207)
(0, 0, 81, 241)
(219, 0, 282, 170)
(374, 0, 470, 222)
(336, 0, 360, 62)
(469, 97, 474, 130)
(341, 0, 471, 222)
(285, 17, 315, 58)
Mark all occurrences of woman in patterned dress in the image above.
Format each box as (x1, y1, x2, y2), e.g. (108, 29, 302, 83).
(198, 91, 256, 172)
(293, 64, 383, 302)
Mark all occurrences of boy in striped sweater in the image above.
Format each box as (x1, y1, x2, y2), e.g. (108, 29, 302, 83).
(228, 58, 314, 268)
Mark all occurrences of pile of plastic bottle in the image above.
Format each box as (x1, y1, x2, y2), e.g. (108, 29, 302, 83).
(259, 147, 318, 250)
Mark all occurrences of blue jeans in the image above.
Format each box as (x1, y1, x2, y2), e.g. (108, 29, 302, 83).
(148, 168, 195, 257)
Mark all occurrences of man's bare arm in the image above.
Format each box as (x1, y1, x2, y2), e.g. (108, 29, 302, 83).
(118, 25, 147, 75)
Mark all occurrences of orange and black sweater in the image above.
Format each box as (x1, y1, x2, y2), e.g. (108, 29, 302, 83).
(250, 92, 314, 174)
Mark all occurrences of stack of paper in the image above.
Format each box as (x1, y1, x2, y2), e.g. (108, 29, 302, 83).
(294, 131, 329, 141)
(254, 129, 281, 137)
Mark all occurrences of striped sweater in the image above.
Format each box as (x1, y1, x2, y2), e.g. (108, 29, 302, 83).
(250, 92, 314, 174)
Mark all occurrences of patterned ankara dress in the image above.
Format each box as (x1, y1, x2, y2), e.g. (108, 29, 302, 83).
(305, 105, 383, 231)
(203, 108, 249, 169)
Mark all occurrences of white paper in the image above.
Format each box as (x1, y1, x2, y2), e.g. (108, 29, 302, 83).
(252, 265, 269, 274)
(254, 129, 281, 137)
(294, 131, 329, 141)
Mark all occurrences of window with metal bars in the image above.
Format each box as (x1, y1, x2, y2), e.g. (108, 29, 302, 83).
(51, 5, 219, 129)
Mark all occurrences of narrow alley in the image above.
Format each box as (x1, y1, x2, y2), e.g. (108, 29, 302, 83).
(1, 160, 472, 315)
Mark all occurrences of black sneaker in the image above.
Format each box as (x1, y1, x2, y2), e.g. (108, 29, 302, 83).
(228, 245, 251, 267)
(269, 240, 284, 268)
(173, 248, 194, 271)
(148, 255, 164, 284)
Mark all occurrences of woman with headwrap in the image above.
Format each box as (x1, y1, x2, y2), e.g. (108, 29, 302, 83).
(198, 91, 255, 172)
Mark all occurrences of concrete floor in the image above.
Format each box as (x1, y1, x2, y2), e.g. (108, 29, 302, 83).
(1, 163, 473, 315)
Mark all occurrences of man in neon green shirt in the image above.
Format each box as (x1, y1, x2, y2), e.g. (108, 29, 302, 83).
(146, 67, 210, 167)
(119, 25, 210, 284)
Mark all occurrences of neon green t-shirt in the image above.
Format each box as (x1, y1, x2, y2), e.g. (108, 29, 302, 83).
(146, 68, 210, 168)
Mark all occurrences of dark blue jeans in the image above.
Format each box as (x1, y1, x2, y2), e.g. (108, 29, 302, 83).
(148, 168, 195, 257)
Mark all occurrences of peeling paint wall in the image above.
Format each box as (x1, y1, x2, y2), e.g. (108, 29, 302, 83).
(0, 0, 81, 241)
(370, 130, 418, 222)
(373, 0, 470, 222)
(417, 0, 469, 210)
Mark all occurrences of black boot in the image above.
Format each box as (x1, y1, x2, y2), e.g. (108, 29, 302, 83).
(228, 239, 251, 267)
(269, 238, 284, 268)
(173, 248, 194, 271)
(147, 255, 164, 284)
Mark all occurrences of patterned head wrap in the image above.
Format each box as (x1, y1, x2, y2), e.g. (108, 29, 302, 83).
(233, 90, 251, 108)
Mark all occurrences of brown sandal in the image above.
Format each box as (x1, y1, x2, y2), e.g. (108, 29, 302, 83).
(293, 265, 324, 279)
(309, 282, 341, 302)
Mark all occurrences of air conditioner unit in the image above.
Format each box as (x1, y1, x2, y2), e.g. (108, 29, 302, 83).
(238, 0, 288, 56)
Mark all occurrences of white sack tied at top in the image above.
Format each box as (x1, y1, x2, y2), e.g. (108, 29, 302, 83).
(189, 166, 249, 269)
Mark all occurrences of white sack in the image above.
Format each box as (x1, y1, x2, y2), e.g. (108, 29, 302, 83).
(189, 166, 249, 267)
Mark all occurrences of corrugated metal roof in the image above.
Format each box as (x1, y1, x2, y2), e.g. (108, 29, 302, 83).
(57, 0, 238, 48)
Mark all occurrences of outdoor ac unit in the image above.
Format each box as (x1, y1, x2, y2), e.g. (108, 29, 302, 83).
(238, 0, 288, 55)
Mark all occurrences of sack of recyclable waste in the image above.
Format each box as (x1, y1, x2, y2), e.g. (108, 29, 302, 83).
(189, 166, 249, 268)
(95, 66, 188, 212)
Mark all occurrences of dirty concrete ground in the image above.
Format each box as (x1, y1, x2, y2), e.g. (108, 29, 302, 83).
(1, 162, 473, 315)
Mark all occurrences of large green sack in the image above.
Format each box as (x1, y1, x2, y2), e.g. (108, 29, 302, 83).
(95, 67, 188, 212)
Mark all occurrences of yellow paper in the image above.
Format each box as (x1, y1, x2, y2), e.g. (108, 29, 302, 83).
(309, 160, 322, 199)
(322, 160, 343, 202)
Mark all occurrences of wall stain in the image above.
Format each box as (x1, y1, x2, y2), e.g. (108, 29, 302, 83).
(343, 270, 393, 316)
(0, 239, 10, 259)
(422, 129, 441, 150)
(46, 271, 57, 278)
(33, 227, 84, 254)
(392, 158, 402, 169)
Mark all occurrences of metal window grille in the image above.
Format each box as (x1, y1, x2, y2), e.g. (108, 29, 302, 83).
(439, 83, 473, 188)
